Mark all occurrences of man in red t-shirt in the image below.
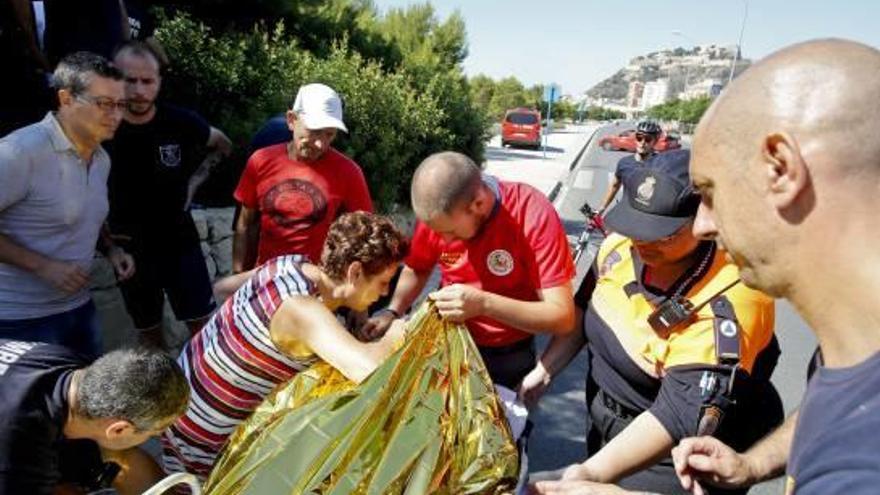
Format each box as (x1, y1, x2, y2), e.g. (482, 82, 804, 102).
(232, 83, 373, 272)
(365, 151, 576, 391)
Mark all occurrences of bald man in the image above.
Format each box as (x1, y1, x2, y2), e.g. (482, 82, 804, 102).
(364, 152, 576, 490)
(660, 39, 880, 495)
(365, 152, 576, 391)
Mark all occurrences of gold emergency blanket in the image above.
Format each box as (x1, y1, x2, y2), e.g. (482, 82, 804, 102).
(202, 302, 519, 494)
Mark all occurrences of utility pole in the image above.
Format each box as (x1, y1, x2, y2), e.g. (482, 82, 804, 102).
(543, 83, 559, 159)
(727, 0, 749, 86)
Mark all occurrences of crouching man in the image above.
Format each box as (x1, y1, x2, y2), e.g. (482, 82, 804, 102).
(0, 340, 189, 494)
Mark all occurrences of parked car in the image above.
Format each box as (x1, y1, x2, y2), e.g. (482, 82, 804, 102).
(501, 108, 542, 149)
(597, 129, 682, 152)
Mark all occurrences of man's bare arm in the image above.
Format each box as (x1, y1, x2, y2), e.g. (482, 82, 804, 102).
(232, 205, 260, 273)
(104, 447, 165, 495)
(185, 127, 233, 209)
(430, 283, 575, 336)
(672, 412, 797, 493)
(598, 176, 621, 214)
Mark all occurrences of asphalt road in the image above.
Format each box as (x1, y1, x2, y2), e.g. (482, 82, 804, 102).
(526, 123, 816, 494)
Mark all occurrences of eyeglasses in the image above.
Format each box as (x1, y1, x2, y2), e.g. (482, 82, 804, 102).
(76, 94, 128, 112)
(635, 133, 656, 143)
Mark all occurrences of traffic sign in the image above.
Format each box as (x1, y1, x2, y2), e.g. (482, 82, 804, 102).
(543, 83, 561, 103)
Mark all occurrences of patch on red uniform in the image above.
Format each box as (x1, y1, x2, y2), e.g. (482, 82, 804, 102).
(486, 249, 514, 276)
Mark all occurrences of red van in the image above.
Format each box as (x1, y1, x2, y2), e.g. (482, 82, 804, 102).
(501, 108, 542, 149)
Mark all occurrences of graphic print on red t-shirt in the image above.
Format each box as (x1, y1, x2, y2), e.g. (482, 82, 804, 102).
(261, 178, 328, 231)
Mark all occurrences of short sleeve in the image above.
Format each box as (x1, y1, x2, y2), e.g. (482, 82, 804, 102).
(614, 158, 625, 179)
(176, 108, 211, 175)
(234, 152, 260, 209)
(648, 366, 733, 442)
(0, 140, 31, 212)
(343, 162, 373, 213)
(183, 109, 211, 148)
(522, 192, 575, 288)
(404, 222, 440, 273)
(650, 362, 785, 448)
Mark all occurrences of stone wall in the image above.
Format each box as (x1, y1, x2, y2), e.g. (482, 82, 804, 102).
(91, 207, 236, 353)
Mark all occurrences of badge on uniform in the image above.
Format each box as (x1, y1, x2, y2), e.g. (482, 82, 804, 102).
(699, 370, 719, 397)
(486, 249, 514, 276)
(159, 144, 182, 168)
(635, 175, 657, 206)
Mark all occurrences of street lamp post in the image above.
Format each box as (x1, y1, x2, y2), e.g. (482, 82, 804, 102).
(727, 0, 749, 86)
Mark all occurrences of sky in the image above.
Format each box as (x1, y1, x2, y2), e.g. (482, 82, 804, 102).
(372, 0, 880, 97)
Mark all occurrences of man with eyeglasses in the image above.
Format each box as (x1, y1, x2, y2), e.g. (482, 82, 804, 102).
(526, 150, 782, 494)
(105, 41, 231, 348)
(0, 51, 134, 359)
(597, 120, 663, 216)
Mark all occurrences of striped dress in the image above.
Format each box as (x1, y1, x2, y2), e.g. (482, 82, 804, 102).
(161, 255, 319, 480)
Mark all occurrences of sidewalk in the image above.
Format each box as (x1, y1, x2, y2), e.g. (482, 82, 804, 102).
(483, 125, 596, 196)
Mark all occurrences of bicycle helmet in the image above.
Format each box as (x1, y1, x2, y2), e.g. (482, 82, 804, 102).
(636, 120, 662, 135)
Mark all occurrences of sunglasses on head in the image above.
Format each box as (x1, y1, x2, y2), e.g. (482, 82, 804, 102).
(635, 133, 656, 143)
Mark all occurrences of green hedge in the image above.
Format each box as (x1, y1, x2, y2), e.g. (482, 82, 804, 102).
(646, 96, 713, 125)
(156, 13, 484, 210)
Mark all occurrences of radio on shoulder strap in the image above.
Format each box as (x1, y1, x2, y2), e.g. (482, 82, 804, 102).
(696, 295, 743, 436)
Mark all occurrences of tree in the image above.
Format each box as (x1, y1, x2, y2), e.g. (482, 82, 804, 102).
(584, 106, 625, 120)
(646, 95, 712, 124)
(543, 100, 576, 121)
(374, 3, 487, 161)
(375, 2, 467, 80)
(468, 74, 495, 114)
(152, 0, 402, 68)
(488, 77, 528, 119)
(155, 10, 485, 209)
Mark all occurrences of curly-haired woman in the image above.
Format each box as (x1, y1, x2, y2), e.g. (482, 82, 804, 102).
(160, 211, 409, 481)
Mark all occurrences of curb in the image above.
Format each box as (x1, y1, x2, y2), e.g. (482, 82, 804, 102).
(547, 127, 599, 203)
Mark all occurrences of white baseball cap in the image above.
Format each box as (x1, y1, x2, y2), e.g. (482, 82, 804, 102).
(291, 83, 348, 133)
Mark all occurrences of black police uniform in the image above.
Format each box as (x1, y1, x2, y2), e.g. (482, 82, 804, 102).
(576, 237, 783, 494)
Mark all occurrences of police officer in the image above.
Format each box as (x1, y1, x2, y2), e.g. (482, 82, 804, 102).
(525, 150, 783, 494)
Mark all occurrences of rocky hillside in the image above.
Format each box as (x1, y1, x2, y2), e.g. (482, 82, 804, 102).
(587, 45, 751, 102)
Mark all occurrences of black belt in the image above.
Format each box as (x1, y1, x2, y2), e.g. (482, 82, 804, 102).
(477, 336, 535, 356)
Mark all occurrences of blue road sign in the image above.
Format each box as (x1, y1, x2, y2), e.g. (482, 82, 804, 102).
(543, 83, 561, 103)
